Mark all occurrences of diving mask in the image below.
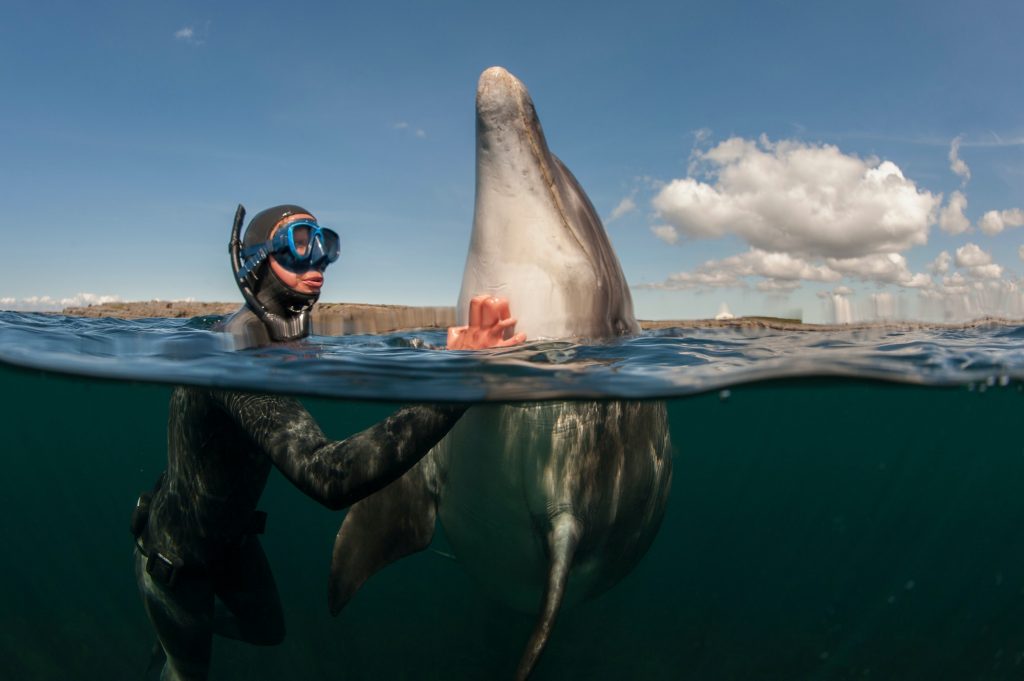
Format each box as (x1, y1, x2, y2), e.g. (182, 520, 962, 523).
(241, 220, 341, 275)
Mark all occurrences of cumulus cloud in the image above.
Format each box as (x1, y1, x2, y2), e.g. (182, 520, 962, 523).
(642, 133, 1024, 320)
(824, 253, 931, 288)
(173, 24, 207, 45)
(939, 190, 970, 234)
(954, 243, 991, 268)
(978, 208, 1024, 235)
(920, 276, 1024, 321)
(819, 289, 854, 323)
(0, 293, 125, 312)
(953, 243, 1003, 280)
(929, 251, 951, 274)
(756, 279, 802, 292)
(941, 271, 969, 293)
(948, 136, 971, 185)
(650, 225, 679, 245)
(642, 248, 842, 291)
(651, 136, 940, 259)
(871, 292, 898, 320)
(607, 196, 637, 223)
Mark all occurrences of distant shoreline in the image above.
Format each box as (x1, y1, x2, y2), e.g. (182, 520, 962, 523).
(56, 301, 1024, 333)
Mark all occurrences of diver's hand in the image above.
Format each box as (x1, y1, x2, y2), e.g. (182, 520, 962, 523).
(447, 295, 526, 350)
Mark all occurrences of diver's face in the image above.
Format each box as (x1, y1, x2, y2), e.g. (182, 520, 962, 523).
(269, 214, 325, 295)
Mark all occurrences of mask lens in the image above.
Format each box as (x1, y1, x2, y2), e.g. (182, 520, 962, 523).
(266, 220, 339, 273)
(290, 225, 313, 257)
(321, 229, 341, 263)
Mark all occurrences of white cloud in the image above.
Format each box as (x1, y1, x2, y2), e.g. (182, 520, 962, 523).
(939, 190, 970, 235)
(955, 243, 991, 268)
(657, 268, 740, 289)
(652, 136, 940, 259)
(929, 250, 951, 274)
(756, 279, 802, 292)
(821, 290, 854, 324)
(173, 22, 208, 45)
(941, 271, 970, 293)
(643, 248, 841, 291)
(735, 250, 841, 282)
(394, 122, 427, 139)
(174, 26, 207, 45)
(967, 263, 1004, 279)
(607, 196, 637, 223)
(978, 208, 1024, 235)
(650, 225, 679, 245)
(953, 243, 1003, 280)
(0, 293, 124, 312)
(949, 136, 971, 184)
(825, 252, 931, 288)
(61, 292, 124, 307)
(871, 292, 898, 320)
(920, 275, 1024, 321)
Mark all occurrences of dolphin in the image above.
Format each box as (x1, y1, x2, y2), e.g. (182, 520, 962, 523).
(329, 66, 673, 680)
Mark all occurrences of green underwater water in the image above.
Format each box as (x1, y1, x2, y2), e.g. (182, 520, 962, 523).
(1, 362, 1023, 680)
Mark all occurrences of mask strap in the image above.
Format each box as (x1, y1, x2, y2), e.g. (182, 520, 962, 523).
(229, 204, 304, 342)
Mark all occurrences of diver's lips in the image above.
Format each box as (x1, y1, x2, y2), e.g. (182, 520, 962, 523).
(303, 276, 324, 289)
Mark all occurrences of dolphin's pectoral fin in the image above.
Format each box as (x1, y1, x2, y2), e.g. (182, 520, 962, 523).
(328, 462, 437, 615)
(515, 513, 583, 681)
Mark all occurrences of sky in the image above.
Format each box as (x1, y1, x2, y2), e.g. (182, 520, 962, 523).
(1, 0, 1022, 323)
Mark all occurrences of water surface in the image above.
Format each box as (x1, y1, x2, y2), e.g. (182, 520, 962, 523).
(1, 312, 1022, 679)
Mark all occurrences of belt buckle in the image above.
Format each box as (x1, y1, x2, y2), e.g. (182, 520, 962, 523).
(146, 552, 183, 588)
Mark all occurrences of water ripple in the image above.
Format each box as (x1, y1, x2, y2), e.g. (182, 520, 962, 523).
(1, 312, 1022, 401)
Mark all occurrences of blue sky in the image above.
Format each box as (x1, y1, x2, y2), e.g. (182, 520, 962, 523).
(1, 0, 1021, 323)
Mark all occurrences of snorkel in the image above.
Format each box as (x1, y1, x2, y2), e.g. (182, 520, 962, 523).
(229, 204, 313, 342)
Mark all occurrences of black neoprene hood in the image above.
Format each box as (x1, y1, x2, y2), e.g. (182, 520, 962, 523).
(242, 204, 314, 251)
(231, 203, 321, 342)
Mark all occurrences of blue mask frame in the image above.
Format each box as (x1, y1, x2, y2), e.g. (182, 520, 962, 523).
(241, 220, 341, 275)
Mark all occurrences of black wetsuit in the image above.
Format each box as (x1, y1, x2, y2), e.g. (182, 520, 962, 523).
(135, 310, 464, 680)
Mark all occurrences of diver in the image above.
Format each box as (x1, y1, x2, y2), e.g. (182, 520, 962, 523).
(132, 204, 523, 680)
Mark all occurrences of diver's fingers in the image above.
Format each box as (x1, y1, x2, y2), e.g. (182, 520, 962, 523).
(480, 296, 504, 328)
(467, 294, 488, 328)
(497, 316, 518, 330)
(447, 325, 467, 349)
(496, 332, 527, 347)
(493, 297, 512, 321)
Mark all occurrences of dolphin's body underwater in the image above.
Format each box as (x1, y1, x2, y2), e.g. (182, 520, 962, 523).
(329, 67, 673, 680)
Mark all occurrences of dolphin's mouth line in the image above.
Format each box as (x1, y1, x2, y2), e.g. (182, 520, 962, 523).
(516, 91, 591, 260)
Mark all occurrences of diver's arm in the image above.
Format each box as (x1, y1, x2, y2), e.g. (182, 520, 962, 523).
(219, 392, 464, 510)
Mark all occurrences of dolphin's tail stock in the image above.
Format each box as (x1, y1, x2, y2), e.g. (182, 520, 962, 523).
(328, 460, 437, 614)
(515, 513, 583, 681)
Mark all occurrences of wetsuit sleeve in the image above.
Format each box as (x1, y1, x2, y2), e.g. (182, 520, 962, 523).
(218, 392, 466, 510)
